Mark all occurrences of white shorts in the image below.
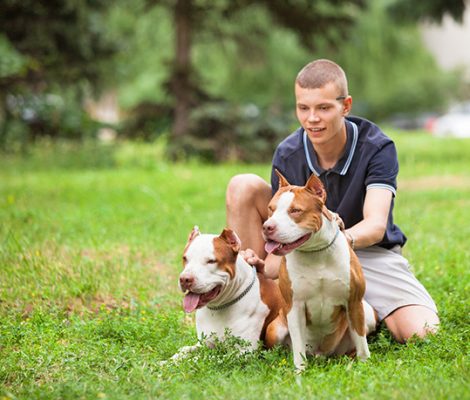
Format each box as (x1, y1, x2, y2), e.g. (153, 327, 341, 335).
(355, 245, 438, 321)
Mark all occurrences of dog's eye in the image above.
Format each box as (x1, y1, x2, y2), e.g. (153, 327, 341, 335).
(289, 208, 302, 214)
(207, 259, 217, 264)
(182, 256, 187, 263)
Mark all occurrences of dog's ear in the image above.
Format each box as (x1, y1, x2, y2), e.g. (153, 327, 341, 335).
(275, 169, 290, 188)
(305, 174, 326, 202)
(219, 228, 241, 253)
(187, 225, 201, 242)
(182, 226, 201, 267)
(184, 225, 200, 251)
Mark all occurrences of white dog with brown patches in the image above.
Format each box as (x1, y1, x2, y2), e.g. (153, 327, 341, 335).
(263, 171, 377, 371)
(174, 226, 289, 360)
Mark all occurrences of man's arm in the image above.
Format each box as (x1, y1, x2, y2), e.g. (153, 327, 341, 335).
(344, 188, 392, 249)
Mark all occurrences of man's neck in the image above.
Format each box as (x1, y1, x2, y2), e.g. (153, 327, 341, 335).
(313, 123, 348, 170)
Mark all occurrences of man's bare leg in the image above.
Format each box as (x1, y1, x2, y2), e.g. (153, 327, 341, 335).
(226, 174, 283, 278)
(226, 174, 271, 257)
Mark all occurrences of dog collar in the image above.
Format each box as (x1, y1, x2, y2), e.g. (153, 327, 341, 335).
(207, 267, 257, 311)
(309, 227, 340, 253)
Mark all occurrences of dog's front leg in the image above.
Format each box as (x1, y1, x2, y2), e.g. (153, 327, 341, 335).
(287, 301, 308, 371)
(169, 343, 202, 362)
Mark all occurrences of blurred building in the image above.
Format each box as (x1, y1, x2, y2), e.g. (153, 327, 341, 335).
(421, 6, 470, 81)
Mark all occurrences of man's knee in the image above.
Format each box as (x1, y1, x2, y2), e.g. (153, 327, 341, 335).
(384, 305, 440, 343)
(226, 174, 270, 209)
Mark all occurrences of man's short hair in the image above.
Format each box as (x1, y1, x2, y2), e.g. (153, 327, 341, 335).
(296, 59, 348, 96)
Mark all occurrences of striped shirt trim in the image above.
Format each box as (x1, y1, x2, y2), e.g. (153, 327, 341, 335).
(366, 183, 397, 196)
(340, 120, 358, 175)
(303, 130, 320, 176)
(303, 120, 358, 176)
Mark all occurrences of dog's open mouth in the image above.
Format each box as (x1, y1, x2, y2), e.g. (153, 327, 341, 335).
(265, 233, 312, 256)
(183, 285, 222, 313)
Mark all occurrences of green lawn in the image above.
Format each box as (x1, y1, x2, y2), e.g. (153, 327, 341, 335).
(0, 132, 469, 399)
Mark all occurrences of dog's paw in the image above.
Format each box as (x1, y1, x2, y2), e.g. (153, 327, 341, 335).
(357, 347, 370, 361)
(158, 359, 169, 367)
(331, 212, 345, 230)
(294, 363, 307, 374)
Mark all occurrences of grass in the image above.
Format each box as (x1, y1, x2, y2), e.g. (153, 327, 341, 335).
(0, 131, 469, 399)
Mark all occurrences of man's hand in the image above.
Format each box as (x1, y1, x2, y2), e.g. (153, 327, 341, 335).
(331, 212, 345, 231)
(240, 248, 265, 274)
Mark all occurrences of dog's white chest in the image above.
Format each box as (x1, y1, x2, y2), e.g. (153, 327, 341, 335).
(288, 250, 350, 329)
(195, 282, 269, 348)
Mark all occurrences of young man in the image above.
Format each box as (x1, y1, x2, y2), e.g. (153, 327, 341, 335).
(226, 59, 439, 342)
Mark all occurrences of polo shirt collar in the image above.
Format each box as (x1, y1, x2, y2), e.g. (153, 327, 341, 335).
(303, 119, 358, 176)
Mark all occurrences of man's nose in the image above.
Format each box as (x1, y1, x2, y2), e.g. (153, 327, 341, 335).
(307, 110, 320, 122)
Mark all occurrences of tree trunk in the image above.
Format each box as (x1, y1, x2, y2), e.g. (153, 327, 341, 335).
(170, 0, 193, 145)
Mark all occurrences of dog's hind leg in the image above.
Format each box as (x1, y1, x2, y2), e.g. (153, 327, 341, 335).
(264, 313, 290, 349)
(347, 301, 370, 361)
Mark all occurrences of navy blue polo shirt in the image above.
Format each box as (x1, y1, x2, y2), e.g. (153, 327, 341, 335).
(271, 115, 406, 249)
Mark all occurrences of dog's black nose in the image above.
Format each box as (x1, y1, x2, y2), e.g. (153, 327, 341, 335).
(179, 274, 195, 291)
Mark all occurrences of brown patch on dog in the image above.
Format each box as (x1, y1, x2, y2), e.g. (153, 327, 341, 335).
(318, 305, 349, 354)
(291, 187, 324, 232)
(258, 273, 289, 348)
(212, 229, 240, 279)
(347, 247, 366, 337)
(264, 310, 288, 349)
(278, 256, 293, 313)
(270, 172, 326, 234)
(267, 185, 290, 217)
(218, 228, 241, 252)
(271, 173, 327, 233)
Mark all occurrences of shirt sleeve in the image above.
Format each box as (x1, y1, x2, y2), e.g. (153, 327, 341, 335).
(364, 141, 399, 196)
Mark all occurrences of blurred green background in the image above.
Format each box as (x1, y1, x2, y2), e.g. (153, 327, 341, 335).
(1, 0, 468, 161)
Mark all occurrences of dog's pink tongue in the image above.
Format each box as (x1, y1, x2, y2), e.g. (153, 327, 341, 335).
(183, 292, 201, 313)
(265, 240, 281, 254)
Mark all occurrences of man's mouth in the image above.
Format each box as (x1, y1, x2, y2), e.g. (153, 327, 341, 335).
(182, 285, 222, 313)
(264, 233, 312, 256)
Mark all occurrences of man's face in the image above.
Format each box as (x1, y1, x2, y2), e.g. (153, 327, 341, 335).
(295, 82, 352, 147)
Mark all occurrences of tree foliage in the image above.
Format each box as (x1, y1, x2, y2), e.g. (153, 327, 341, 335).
(388, 0, 467, 24)
(0, 0, 117, 148)
(0, 0, 116, 89)
(0, 0, 468, 159)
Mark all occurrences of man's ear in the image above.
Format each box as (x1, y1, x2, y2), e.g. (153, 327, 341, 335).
(275, 169, 290, 188)
(305, 174, 326, 202)
(342, 95, 352, 116)
(219, 228, 241, 253)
